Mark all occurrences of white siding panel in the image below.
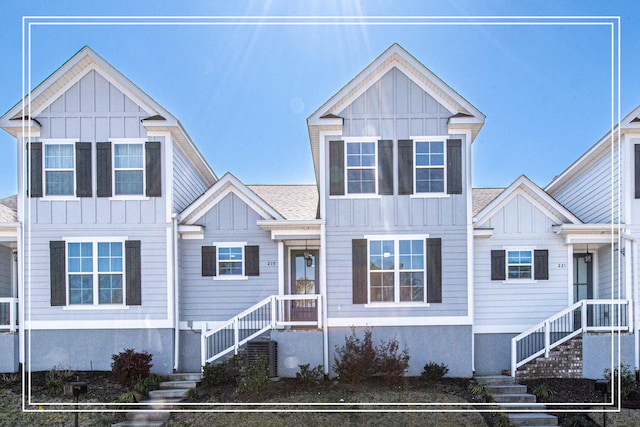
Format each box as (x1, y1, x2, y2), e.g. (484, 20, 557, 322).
(172, 143, 209, 214)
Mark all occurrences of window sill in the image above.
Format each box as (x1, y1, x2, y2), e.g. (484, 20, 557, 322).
(410, 193, 450, 199)
(40, 196, 78, 202)
(63, 305, 130, 310)
(365, 302, 431, 308)
(213, 276, 249, 281)
(502, 279, 538, 284)
(109, 195, 151, 201)
(329, 195, 382, 200)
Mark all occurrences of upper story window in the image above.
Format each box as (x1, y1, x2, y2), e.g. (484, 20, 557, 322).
(44, 143, 75, 196)
(346, 141, 377, 194)
(68, 241, 124, 305)
(507, 250, 533, 280)
(415, 141, 445, 193)
(218, 246, 244, 276)
(114, 143, 144, 195)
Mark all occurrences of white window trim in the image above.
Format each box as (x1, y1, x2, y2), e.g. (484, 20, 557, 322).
(65, 237, 128, 307)
(344, 136, 379, 196)
(213, 241, 248, 280)
(111, 138, 147, 198)
(364, 234, 429, 305)
(42, 138, 76, 199)
(411, 136, 447, 196)
(503, 246, 536, 284)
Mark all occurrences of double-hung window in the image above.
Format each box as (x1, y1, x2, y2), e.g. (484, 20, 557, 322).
(218, 246, 244, 276)
(369, 238, 426, 303)
(44, 143, 75, 196)
(68, 241, 124, 305)
(346, 140, 377, 194)
(114, 143, 144, 195)
(415, 140, 445, 193)
(507, 250, 533, 280)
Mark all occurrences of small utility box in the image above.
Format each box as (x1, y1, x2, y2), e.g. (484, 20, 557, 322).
(64, 381, 88, 397)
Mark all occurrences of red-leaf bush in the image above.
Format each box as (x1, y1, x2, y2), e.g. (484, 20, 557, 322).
(111, 348, 153, 388)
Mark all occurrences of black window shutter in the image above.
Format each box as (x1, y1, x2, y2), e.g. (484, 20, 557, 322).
(245, 245, 260, 276)
(426, 238, 442, 303)
(50, 241, 66, 306)
(378, 140, 393, 195)
(491, 250, 506, 281)
(125, 240, 142, 305)
(145, 141, 162, 197)
(534, 250, 549, 280)
(352, 239, 367, 304)
(202, 246, 217, 276)
(635, 144, 640, 199)
(96, 142, 112, 197)
(75, 142, 92, 197)
(29, 142, 43, 198)
(446, 139, 463, 195)
(398, 139, 414, 195)
(329, 140, 345, 196)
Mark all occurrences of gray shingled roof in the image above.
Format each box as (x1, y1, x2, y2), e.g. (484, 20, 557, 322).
(247, 185, 318, 221)
(0, 195, 17, 223)
(472, 188, 504, 217)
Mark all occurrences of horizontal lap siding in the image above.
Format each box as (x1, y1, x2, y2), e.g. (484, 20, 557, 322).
(179, 193, 279, 321)
(474, 195, 569, 328)
(173, 143, 209, 213)
(597, 245, 624, 299)
(23, 224, 169, 321)
(0, 245, 12, 297)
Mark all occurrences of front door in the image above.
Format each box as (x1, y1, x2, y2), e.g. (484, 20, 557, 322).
(290, 250, 319, 322)
(573, 253, 594, 326)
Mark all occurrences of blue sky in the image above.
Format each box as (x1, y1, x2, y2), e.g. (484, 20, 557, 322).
(0, 1, 637, 199)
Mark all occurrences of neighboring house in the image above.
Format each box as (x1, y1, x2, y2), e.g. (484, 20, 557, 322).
(0, 44, 633, 379)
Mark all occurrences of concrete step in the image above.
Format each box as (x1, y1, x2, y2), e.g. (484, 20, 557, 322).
(148, 388, 190, 400)
(486, 384, 528, 395)
(166, 372, 202, 381)
(159, 380, 199, 389)
(111, 420, 166, 427)
(507, 413, 558, 426)
(474, 375, 515, 385)
(492, 393, 537, 404)
(126, 411, 171, 421)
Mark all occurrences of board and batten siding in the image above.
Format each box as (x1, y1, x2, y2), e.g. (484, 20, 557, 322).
(23, 224, 169, 322)
(179, 193, 279, 322)
(550, 143, 620, 224)
(173, 142, 210, 213)
(474, 194, 569, 328)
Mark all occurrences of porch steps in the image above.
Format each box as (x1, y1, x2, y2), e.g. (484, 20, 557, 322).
(475, 375, 558, 427)
(111, 373, 202, 427)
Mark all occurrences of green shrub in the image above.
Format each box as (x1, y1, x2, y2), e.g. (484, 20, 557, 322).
(237, 354, 270, 394)
(133, 373, 164, 395)
(420, 361, 449, 382)
(532, 383, 555, 402)
(333, 328, 377, 384)
(296, 364, 324, 383)
(111, 348, 153, 388)
(604, 363, 636, 402)
(375, 336, 410, 385)
(115, 390, 143, 403)
(202, 362, 228, 386)
(45, 366, 74, 394)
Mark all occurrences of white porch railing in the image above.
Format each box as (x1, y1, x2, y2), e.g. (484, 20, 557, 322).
(0, 297, 18, 332)
(511, 299, 632, 376)
(201, 294, 322, 367)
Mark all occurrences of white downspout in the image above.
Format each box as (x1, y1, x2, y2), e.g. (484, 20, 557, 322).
(172, 214, 180, 372)
(622, 231, 639, 372)
(321, 222, 329, 376)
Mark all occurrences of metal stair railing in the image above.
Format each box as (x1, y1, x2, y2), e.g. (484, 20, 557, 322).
(511, 299, 631, 376)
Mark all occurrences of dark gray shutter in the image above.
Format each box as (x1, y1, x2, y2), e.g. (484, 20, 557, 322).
(329, 140, 345, 196)
(352, 239, 367, 304)
(202, 246, 217, 276)
(50, 241, 66, 306)
(145, 141, 162, 197)
(534, 250, 549, 280)
(125, 240, 142, 306)
(635, 145, 640, 198)
(446, 139, 462, 195)
(29, 142, 43, 198)
(378, 140, 393, 195)
(75, 142, 92, 197)
(491, 250, 506, 281)
(245, 246, 260, 276)
(426, 238, 442, 303)
(398, 139, 413, 195)
(96, 142, 112, 197)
